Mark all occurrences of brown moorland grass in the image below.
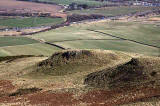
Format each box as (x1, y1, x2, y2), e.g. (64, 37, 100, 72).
(85, 57, 160, 89)
(35, 49, 127, 76)
(0, 0, 66, 18)
(0, 50, 160, 105)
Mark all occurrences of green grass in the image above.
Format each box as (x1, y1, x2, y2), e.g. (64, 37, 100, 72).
(0, 17, 64, 28)
(0, 37, 39, 47)
(0, 43, 61, 57)
(37, 0, 108, 6)
(53, 40, 160, 56)
(68, 6, 159, 16)
(31, 20, 160, 56)
(93, 21, 160, 48)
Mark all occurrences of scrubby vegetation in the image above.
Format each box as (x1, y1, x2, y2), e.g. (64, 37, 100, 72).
(35, 50, 122, 76)
(0, 55, 35, 62)
(9, 88, 42, 96)
(85, 57, 160, 89)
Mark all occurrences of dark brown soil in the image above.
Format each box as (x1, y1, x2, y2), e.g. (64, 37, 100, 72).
(0, 80, 16, 96)
(27, 91, 79, 106)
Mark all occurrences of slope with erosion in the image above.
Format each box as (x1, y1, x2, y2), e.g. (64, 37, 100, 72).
(84, 57, 160, 105)
(0, 49, 130, 105)
(0, 49, 160, 105)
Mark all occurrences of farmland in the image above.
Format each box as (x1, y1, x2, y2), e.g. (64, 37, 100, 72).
(0, 15, 160, 57)
(0, 36, 38, 47)
(0, 17, 64, 28)
(0, 0, 66, 18)
(68, 6, 160, 16)
(0, 0, 160, 105)
(35, 0, 108, 6)
(0, 43, 61, 57)
(0, 36, 61, 57)
(30, 19, 160, 56)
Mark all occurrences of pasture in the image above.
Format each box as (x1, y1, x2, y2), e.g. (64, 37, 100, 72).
(0, 17, 64, 28)
(30, 19, 160, 56)
(37, 0, 108, 6)
(0, 43, 61, 57)
(0, 36, 61, 57)
(0, 37, 38, 47)
(68, 6, 160, 16)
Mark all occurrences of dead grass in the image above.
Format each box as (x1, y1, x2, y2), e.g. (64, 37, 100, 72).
(0, 50, 160, 105)
(85, 57, 160, 89)
(35, 50, 127, 76)
(0, 0, 66, 18)
(0, 80, 16, 97)
(148, 17, 160, 21)
(9, 87, 42, 96)
(0, 56, 47, 79)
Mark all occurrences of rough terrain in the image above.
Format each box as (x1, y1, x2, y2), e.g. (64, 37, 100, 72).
(0, 50, 159, 106)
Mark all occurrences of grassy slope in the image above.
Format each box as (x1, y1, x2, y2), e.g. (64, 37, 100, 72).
(91, 21, 160, 48)
(0, 36, 39, 47)
(68, 6, 159, 16)
(0, 17, 64, 28)
(0, 50, 159, 105)
(0, 43, 61, 57)
(34, 50, 128, 76)
(31, 20, 160, 56)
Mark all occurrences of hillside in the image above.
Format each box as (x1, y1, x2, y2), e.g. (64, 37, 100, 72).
(0, 50, 160, 105)
(0, 0, 160, 105)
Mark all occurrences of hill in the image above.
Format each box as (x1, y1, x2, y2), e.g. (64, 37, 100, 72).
(0, 49, 160, 105)
(35, 49, 129, 76)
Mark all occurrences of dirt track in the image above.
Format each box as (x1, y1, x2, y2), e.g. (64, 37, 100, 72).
(0, 0, 66, 18)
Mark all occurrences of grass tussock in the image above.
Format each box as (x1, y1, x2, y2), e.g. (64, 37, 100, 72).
(9, 88, 42, 97)
(0, 55, 36, 63)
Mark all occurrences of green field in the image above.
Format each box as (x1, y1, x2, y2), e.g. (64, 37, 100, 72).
(37, 0, 108, 6)
(0, 36, 62, 57)
(0, 17, 64, 28)
(0, 43, 61, 57)
(0, 15, 160, 57)
(30, 20, 160, 56)
(0, 37, 39, 47)
(68, 6, 159, 16)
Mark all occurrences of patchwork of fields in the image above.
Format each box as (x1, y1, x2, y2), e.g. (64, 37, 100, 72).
(29, 19, 160, 56)
(0, 17, 160, 57)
